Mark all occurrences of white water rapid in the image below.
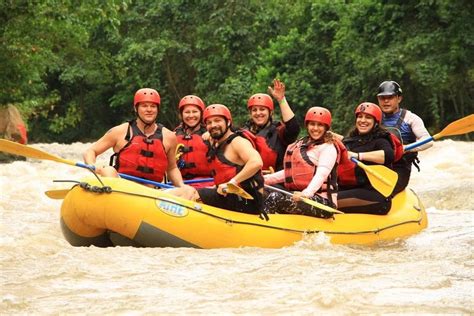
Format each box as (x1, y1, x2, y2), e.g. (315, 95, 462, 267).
(1, 140, 472, 314)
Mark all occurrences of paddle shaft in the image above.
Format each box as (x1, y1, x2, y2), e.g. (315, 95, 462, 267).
(64, 162, 175, 188)
(165, 169, 275, 185)
(404, 114, 474, 151)
(172, 178, 214, 185)
(404, 136, 434, 151)
(0, 139, 174, 189)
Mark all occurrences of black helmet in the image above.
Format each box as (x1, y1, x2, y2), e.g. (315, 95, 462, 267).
(377, 81, 402, 96)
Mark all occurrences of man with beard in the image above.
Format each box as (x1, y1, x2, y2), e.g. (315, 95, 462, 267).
(83, 88, 195, 198)
(196, 104, 265, 214)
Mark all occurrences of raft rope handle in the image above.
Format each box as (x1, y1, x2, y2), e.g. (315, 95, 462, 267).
(53, 162, 114, 194)
(83, 166, 106, 187)
(53, 165, 107, 187)
(52, 180, 112, 194)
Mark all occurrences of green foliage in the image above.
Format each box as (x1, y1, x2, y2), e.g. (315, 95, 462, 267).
(0, 0, 472, 142)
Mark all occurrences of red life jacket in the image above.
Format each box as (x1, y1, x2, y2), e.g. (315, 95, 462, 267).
(243, 122, 285, 171)
(283, 137, 339, 200)
(175, 124, 212, 179)
(337, 132, 403, 187)
(207, 132, 262, 189)
(335, 137, 359, 187)
(17, 123, 27, 144)
(389, 133, 404, 162)
(111, 121, 168, 182)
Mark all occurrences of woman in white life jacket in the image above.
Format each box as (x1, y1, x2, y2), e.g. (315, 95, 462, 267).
(263, 107, 338, 218)
(174, 95, 214, 188)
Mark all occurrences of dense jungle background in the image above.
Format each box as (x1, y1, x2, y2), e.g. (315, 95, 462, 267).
(1, 0, 472, 142)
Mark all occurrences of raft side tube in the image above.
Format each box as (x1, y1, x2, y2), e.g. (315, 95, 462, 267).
(60, 218, 113, 247)
(132, 221, 200, 248)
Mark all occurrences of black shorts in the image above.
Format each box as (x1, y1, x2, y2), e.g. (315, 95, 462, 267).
(197, 188, 262, 215)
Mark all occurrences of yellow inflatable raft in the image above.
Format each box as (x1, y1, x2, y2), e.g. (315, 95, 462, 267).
(59, 177, 428, 248)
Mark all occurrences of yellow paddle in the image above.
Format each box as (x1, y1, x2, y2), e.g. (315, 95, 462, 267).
(223, 182, 254, 200)
(0, 139, 173, 188)
(350, 157, 398, 197)
(45, 189, 70, 199)
(0, 139, 79, 166)
(265, 185, 343, 214)
(405, 114, 474, 151)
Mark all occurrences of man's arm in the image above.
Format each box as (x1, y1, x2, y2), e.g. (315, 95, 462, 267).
(229, 137, 263, 184)
(406, 111, 433, 152)
(83, 124, 124, 165)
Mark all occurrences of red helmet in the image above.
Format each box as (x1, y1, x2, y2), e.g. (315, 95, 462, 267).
(178, 95, 205, 112)
(134, 88, 161, 107)
(305, 107, 332, 127)
(247, 93, 274, 111)
(355, 102, 382, 123)
(203, 104, 232, 123)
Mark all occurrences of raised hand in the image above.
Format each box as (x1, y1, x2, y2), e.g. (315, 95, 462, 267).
(268, 79, 285, 102)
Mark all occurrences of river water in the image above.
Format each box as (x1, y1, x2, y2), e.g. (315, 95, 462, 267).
(1, 140, 473, 314)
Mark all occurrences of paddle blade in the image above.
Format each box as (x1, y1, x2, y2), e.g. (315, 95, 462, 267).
(364, 164, 398, 197)
(301, 197, 344, 214)
(351, 158, 397, 197)
(225, 183, 254, 200)
(0, 139, 75, 166)
(434, 114, 474, 139)
(45, 189, 70, 199)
